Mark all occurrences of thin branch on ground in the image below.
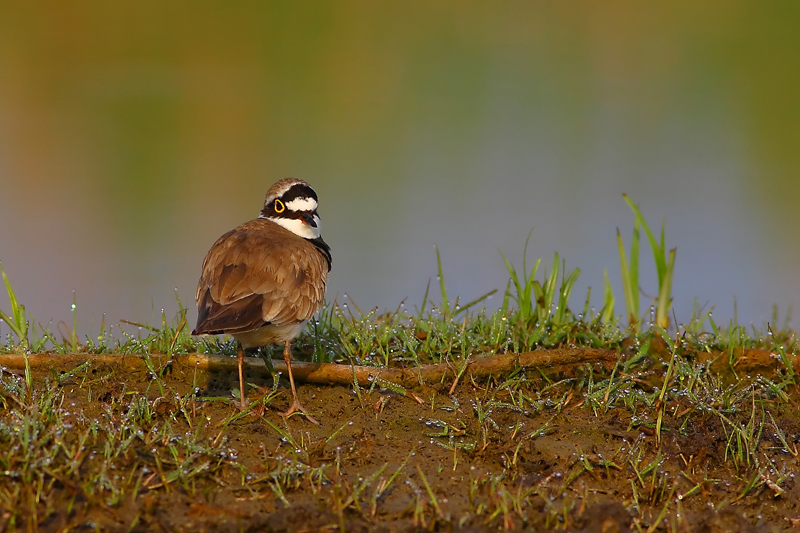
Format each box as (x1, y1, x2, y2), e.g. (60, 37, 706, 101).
(0, 348, 617, 389)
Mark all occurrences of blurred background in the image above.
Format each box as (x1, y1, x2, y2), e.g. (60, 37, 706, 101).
(1, 2, 799, 340)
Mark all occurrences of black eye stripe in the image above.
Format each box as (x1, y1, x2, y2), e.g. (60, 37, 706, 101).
(265, 206, 319, 221)
(280, 184, 318, 204)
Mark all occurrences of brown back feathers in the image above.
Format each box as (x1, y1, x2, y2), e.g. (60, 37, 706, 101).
(193, 218, 329, 336)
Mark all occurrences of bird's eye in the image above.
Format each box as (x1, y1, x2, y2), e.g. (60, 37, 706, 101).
(274, 199, 285, 213)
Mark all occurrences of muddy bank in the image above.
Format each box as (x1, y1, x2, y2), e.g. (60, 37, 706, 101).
(1, 352, 798, 532)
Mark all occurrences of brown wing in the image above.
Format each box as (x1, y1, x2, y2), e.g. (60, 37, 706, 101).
(192, 218, 329, 335)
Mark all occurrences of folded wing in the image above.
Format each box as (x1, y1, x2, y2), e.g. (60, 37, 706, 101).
(192, 219, 328, 335)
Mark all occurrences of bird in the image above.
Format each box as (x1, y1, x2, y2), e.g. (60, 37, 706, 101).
(191, 178, 332, 423)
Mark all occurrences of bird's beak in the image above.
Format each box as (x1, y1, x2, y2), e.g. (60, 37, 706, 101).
(300, 212, 318, 227)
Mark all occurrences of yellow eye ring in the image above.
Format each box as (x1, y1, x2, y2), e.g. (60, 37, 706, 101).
(274, 199, 285, 213)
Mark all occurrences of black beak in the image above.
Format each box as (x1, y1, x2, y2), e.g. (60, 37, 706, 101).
(300, 212, 317, 227)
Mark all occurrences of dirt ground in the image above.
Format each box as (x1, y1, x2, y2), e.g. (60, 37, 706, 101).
(3, 354, 800, 532)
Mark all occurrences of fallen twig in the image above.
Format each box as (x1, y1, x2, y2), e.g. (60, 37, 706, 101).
(0, 348, 617, 389)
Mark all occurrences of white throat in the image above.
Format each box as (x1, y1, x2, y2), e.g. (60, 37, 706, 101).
(268, 215, 321, 239)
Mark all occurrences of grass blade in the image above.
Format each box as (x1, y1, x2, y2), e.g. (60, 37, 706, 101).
(623, 194, 675, 328)
(0, 261, 29, 348)
(616, 221, 640, 328)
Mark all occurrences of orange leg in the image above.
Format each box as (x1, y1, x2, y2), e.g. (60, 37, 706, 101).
(280, 340, 319, 424)
(237, 342, 247, 410)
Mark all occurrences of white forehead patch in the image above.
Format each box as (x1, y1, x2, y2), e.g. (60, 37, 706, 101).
(285, 197, 318, 212)
(268, 216, 321, 240)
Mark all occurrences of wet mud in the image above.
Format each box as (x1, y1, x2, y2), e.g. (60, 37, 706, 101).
(1, 352, 799, 532)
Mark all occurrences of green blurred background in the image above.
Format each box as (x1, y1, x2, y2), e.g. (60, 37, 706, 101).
(1, 2, 799, 337)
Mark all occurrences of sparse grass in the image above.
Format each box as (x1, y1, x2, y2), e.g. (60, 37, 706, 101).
(0, 366, 239, 530)
(1, 195, 799, 530)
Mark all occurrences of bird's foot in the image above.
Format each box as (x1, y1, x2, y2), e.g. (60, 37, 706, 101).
(280, 398, 319, 425)
(234, 395, 250, 411)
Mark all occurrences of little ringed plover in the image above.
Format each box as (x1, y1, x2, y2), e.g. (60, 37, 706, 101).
(192, 178, 331, 423)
